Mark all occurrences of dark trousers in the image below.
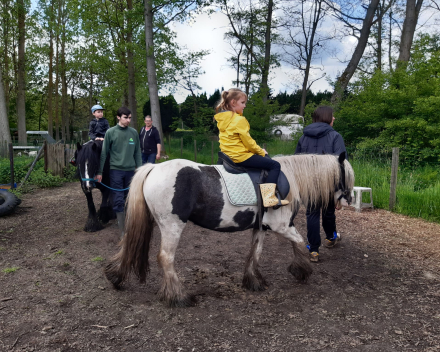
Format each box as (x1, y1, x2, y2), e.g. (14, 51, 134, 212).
(109, 169, 134, 213)
(236, 155, 281, 184)
(306, 197, 337, 253)
(142, 152, 156, 164)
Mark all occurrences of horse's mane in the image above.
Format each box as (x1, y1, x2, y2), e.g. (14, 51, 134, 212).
(77, 140, 103, 177)
(275, 154, 355, 208)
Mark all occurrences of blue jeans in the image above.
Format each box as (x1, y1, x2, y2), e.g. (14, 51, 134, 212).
(235, 155, 281, 184)
(142, 152, 156, 164)
(109, 169, 134, 213)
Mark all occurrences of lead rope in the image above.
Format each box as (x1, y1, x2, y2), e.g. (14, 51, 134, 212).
(80, 170, 130, 192)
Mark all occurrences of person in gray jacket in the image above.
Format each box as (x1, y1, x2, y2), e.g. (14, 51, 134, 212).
(295, 106, 347, 262)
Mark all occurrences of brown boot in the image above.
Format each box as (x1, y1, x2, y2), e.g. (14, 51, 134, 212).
(260, 183, 289, 208)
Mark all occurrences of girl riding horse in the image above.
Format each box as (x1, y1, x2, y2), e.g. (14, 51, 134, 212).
(214, 88, 289, 208)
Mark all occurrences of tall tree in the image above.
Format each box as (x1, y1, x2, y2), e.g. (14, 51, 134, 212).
(397, 0, 424, 65)
(328, 0, 381, 104)
(280, 0, 331, 116)
(17, 0, 27, 145)
(0, 66, 11, 143)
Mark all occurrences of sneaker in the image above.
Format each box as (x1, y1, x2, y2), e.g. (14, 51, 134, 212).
(310, 251, 319, 262)
(324, 232, 341, 248)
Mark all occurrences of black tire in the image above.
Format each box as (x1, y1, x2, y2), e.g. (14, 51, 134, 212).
(0, 191, 21, 216)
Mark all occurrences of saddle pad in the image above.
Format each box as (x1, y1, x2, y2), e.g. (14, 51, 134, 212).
(213, 165, 257, 206)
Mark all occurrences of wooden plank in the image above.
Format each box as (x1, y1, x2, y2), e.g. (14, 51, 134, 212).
(389, 147, 399, 210)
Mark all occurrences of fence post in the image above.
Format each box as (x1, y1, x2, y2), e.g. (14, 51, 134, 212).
(44, 141, 48, 173)
(180, 137, 183, 158)
(211, 141, 214, 165)
(168, 135, 171, 153)
(389, 147, 399, 210)
(194, 140, 197, 162)
(9, 143, 14, 188)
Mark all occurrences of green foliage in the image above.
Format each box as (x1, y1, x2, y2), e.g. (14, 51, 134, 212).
(28, 170, 65, 188)
(143, 94, 180, 133)
(336, 34, 440, 164)
(243, 91, 288, 143)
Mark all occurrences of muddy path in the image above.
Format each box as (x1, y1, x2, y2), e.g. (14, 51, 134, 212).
(0, 183, 439, 351)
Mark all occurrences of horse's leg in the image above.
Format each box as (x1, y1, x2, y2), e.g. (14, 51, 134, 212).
(83, 188, 104, 232)
(274, 228, 313, 283)
(97, 187, 115, 224)
(156, 219, 195, 307)
(242, 229, 268, 291)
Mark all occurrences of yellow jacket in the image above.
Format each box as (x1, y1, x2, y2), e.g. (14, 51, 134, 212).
(214, 111, 265, 163)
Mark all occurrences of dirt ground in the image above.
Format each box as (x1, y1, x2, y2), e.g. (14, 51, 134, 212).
(1, 183, 440, 352)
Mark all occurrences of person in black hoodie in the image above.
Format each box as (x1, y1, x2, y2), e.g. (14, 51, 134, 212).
(139, 115, 161, 164)
(295, 106, 347, 262)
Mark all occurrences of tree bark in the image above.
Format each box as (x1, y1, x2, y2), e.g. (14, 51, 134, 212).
(331, 0, 380, 104)
(17, 0, 27, 145)
(48, 24, 54, 138)
(0, 66, 11, 143)
(61, 2, 68, 141)
(144, 0, 165, 152)
(127, 0, 138, 130)
(299, 0, 323, 116)
(260, 0, 273, 102)
(397, 0, 423, 64)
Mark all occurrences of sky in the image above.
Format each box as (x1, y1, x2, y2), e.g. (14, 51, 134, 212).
(169, 10, 354, 103)
(168, 6, 440, 104)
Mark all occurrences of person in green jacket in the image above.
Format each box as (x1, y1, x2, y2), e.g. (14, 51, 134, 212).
(95, 107, 142, 237)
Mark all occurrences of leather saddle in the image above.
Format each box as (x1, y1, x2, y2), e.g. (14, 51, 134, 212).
(217, 152, 290, 200)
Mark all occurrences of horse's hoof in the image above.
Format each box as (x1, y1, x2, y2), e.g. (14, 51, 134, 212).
(242, 274, 268, 292)
(163, 295, 197, 308)
(288, 263, 313, 283)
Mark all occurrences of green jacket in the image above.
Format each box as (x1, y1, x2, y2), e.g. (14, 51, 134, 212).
(98, 124, 142, 174)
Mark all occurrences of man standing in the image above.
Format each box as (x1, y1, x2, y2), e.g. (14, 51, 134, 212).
(139, 115, 161, 164)
(95, 107, 142, 237)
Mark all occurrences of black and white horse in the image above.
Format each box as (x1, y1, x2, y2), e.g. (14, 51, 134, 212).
(104, 153, 354, 307)
(75, 140, 115, 232)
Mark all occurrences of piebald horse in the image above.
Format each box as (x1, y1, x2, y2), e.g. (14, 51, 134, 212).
(104, 153, 354, 307)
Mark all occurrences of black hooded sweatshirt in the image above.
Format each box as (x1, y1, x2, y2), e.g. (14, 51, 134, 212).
(295, 122, 347, 157)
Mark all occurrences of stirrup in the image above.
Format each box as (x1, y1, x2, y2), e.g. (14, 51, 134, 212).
(273, 191, 287, 210)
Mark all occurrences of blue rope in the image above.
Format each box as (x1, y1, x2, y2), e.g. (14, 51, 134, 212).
(80, 172, 130, 192)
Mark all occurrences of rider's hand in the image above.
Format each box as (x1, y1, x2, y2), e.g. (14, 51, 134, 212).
(95, 175, 102, 183)
(263, 149, 268, 155)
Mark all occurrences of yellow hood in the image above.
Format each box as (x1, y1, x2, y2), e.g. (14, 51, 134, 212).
(214, 111, 238, 132)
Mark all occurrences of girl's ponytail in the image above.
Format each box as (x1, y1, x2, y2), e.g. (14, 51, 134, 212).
(215, 88, 247, 113)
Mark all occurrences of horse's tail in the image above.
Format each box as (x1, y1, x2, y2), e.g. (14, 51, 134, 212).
(104, 164, 156, 288)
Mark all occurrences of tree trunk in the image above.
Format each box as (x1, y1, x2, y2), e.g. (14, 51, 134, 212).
(144, 0, 165, 152)
(55, 28, 60, 141)
(299, 0, 323, 116)
(260, 0, 273, 102)
(127, 0, 138, 130)
(376, 3, 382, 70)
(397, 0, 423, 64)
(0, 66, 11, 143)
(48, 25, 54, 138)
(17, 0, 27, 145)
(331, 0, 380, 104)
(61, 20, 69, 142)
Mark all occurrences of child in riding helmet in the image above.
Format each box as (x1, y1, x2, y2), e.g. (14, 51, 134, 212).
(214, 88, 288, 208)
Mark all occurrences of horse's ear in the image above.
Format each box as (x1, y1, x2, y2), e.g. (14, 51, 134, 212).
(338, 151, 346, 164)
(322, 151, 326, 155)
(77, 142, 82, 151)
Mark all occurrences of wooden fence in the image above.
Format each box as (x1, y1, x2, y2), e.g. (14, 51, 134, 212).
(0, 140, 8, 158)
(44, 143, 76, 177)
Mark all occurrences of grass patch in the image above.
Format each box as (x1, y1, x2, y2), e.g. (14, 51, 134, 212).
(2, 267, 20, 273)
(91, 256, 104, 262)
